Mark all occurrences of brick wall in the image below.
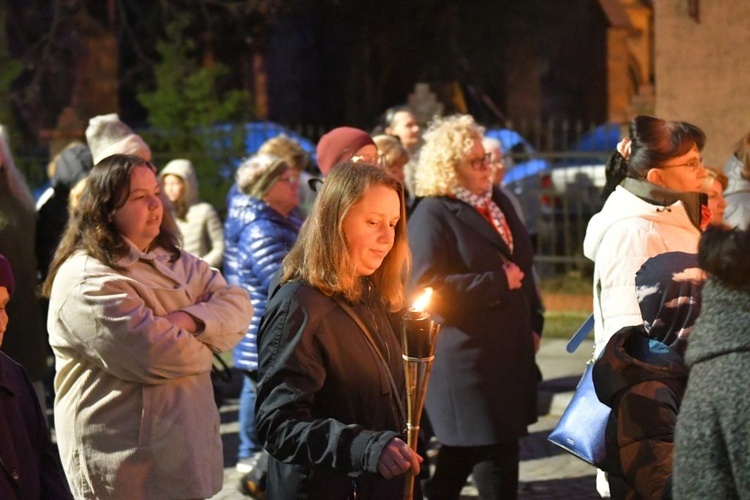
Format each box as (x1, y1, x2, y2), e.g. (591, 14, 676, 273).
(655, 0, 750, 165)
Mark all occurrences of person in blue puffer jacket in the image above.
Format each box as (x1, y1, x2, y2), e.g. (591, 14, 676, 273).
(223, 153, 302, 489)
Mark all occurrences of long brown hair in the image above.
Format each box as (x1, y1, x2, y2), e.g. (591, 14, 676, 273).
(42, 154, 181, 297)
(281, 161, 410, 311)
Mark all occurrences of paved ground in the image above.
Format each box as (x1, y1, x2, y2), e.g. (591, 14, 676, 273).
(212, 338, 600, 499)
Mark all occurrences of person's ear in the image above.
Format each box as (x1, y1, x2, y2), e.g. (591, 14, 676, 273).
(646, 168, 664, 187)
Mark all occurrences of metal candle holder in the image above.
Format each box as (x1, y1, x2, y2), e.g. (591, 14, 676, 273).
(401, 289, 441, 500)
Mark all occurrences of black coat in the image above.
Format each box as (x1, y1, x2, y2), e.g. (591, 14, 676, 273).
(593, 327, 686, 500)
(0, 352, 71, 499)
(407, 188, 543, 446)
(256, 280, 418, 499)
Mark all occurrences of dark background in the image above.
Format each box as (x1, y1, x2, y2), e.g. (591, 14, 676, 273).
(2, 0, 610, 142)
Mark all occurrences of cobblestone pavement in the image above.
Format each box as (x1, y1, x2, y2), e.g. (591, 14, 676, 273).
(212, 338, 600, 499)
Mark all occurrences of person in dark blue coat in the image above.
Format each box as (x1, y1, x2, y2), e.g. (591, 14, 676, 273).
(0, 253, 71, 499)
(223, 154, 302, 484)
(408, 114, 543, 500)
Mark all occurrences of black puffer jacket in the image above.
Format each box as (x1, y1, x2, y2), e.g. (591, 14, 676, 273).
(256, 280, 415, 500)
(594, 327, 687, 500)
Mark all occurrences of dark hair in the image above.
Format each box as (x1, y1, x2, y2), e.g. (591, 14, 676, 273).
(602, 115, 706, 200)
(698, 225, 750, 291)
(372, 105, 414, 135)
(42, 154, 181, 297)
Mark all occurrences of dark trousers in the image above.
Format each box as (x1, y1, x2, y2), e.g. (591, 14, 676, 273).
(426, 441, 520, 500)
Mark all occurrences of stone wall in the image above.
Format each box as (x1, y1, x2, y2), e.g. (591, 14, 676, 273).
(655, 0, 750, 165)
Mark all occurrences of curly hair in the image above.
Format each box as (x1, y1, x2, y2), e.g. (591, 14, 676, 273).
(280, 161, 410, 311)
(42, 154, 181, 297)
(413, 114, 484, 197)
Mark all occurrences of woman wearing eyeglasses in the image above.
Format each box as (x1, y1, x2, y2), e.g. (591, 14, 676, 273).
(222, 154, 303, 493)
(583, 115, 709, 497)
(408, 114, 543, 500)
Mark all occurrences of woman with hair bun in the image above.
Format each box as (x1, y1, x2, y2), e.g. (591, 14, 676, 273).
(585, 115, 711, 358)
(584, 115, 711, 497)
(673, 226, 750, 498)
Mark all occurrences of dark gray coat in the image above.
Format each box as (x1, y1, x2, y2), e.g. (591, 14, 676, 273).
(407, 188, 543, 446)
(674, 279, 750, 499)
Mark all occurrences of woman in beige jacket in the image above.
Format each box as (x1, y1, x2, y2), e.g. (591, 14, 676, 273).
(43, 154, 253, 499)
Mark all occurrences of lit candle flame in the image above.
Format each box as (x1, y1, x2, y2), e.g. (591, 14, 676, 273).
(412, 287, 433, 312)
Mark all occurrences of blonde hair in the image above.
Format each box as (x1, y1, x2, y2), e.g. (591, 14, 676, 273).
(373, 134, 408, 169)
(280, 161, 410, 311)
(705, 166, 728, 190)
(257, 134, 309, 173)
(414, 114, 484, 197)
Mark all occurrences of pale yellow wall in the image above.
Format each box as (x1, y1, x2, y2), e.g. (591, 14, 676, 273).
(655, 0, 750, 165)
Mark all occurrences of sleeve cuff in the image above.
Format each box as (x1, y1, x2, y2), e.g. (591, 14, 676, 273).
(351, 430, 400, 473)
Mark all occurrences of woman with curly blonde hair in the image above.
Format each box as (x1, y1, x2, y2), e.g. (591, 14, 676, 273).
(408, 114, 543, 499)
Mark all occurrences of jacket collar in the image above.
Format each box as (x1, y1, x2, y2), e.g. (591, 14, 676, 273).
(115, 238, 173, 267)
(621, 178, 706, 231)
(444, 188, 513, 261)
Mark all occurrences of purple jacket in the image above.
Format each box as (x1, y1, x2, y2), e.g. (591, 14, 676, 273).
(0, 351, 70, 499)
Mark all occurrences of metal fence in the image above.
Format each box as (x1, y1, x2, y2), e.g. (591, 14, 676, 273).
(14, 119, 623, 278)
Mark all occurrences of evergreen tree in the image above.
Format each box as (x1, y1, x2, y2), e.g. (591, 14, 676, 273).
(138, 16, 251, 212)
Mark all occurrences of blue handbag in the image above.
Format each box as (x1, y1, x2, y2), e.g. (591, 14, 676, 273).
(547, 314, 610, 467)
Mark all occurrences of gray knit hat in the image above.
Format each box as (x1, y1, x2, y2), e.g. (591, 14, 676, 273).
(236, 154, 289, 199)
(85, 113, 152, 165)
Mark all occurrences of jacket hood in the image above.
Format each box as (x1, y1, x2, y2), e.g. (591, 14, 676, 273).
(584, 178, 704, 261)
(723, 154, 750, 197)
(685, 279, 750, 367)
(593, 326, 688, 407)
(224, 192, 294, 243)
(52, 144, 93, 190)
(159, 159, 199, 205)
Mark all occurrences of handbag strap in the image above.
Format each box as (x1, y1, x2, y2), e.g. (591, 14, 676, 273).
(566, 313, 595, 354)
(332, 296, 407, 428)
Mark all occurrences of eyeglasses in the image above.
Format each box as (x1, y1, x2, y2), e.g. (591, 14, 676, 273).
(467, 153, 492, 171)
(658, 158, 705, 173)
(277, 175, 300, 184)
(489, 155, 505, 170)
(351, 154, 385, 167)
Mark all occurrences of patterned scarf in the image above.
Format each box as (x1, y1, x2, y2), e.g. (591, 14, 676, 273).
(451, 185, 513, 252)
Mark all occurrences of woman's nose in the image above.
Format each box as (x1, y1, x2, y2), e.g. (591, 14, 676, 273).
(380, 226, 395, 243)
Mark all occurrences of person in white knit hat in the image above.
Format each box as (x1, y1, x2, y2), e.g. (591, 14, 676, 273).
(85, 113, 152, 165)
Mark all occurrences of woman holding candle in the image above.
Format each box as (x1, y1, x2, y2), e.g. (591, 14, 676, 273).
(408, 114, 543, 500)
(255, 161, 422, 499)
